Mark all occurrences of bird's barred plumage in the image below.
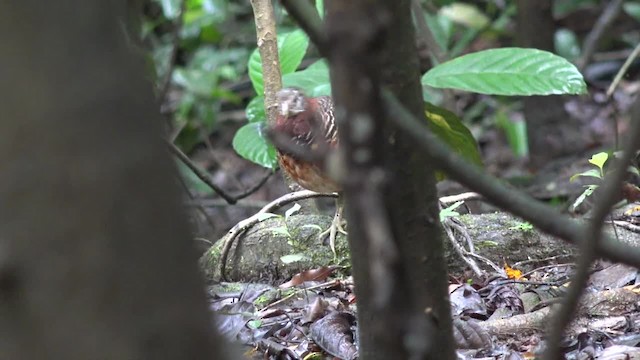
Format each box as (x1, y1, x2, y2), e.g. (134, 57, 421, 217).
(272, 88, 341, 193)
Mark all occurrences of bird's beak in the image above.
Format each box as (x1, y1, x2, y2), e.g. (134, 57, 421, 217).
(280, 102, 289, 116)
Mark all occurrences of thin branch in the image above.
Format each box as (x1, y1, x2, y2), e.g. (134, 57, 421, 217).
(166, 140, 272, 204)
(280, 0, 329, 54)
(606, 42, 640, 98)
(577, 0, 625, 71)
(439, 192, 482, 204)
(218, 190, 338, 280)
(381, 91, 640, 268)
(280, 0, 327, 57)
(542, 93, 640, 360)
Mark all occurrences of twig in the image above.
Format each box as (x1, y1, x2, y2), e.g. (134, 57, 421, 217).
(577, 0, 625, 71)
(218, 190, 338, 280)
(543, 100, 640, 360)
(280, 0, 326, 57)
(186, 199, 268, 208)
(442, 216, 483, 277)
(439, 192, 482, 204)
(166, 140, 272, 204)
(606, 42, 640, 98)
(611, 220, 640, 233)
(512, 254, 574, 268)
(520, 263, 574, 279)
(381, 91, 640, 268)
(259, 278, 344, 312)
(280, 0, 328, 55)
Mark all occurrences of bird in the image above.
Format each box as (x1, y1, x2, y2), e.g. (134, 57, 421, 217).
(271, 87, 345, 254)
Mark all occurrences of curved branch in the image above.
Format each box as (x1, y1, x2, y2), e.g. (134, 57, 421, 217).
(218, 190, 338, 280)
(166, 140, 272, 204)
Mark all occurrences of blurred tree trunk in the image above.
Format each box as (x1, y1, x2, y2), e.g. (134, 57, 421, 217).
(326, 1, 455, 359)
(0, 2, 229, 359)
(517, 0, 584, 168)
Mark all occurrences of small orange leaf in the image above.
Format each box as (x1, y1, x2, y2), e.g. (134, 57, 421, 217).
(504, 263, 523, 280)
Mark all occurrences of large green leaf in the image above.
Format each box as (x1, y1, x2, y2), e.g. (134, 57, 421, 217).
(422, 48, 587, 96)
(232, 123, 278, 169)
(245, 96, 266, 123)
(425, 102, 482, 169)
(282, 60, 331, 96)
(248, 30, 310, 95)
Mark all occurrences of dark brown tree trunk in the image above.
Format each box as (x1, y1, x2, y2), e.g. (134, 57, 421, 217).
(517, 0, 584, 168)
(0, 2, 229, 359)
(326, 1, 455, 359)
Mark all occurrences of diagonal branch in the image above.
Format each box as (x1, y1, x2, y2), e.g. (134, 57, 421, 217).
(280, 0, 328, 54)
(542, 96, 640, 360)
(382, 91, 640, 268)
(166, 140, 272, 204)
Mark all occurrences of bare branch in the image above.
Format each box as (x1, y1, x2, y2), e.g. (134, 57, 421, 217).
(280, 0, 329, 54)
(577, 0, 625, 70)
(382, 90, 640, 268)
(166, 140, 272, 204)
(607, 42, 640, 98)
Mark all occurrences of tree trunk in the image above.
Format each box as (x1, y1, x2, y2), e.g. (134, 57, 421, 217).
(0, 2, 229, 359)
(516, 0, 584, 168)
(326, 1, 455, 359)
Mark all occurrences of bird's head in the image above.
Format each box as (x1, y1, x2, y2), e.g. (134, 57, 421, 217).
(277, 88, 307, 117)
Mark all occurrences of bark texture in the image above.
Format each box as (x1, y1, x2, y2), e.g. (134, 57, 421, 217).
(325, 1, 455, 359)
(0, 2, 228, 359)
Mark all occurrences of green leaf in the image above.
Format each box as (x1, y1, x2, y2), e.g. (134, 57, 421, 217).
(424, 13, 452, 53)
(569, 168, 602, 182)
(256, 213, 279, 221)
(246, 96, 266, 123)
(173, 68, 218, 98)
(588, 152, 608, 177)
(281, 254, 310, 264)
(422, 48, 587, 96)
(247, 320, 262, 329)
(495, 108, 528, 158)
(248, 30, 309, 95)
(554, 28, 581, 62)
(282, 60, 331, 96)
(316, 0, 324, 18)
(439, 201, 464, 222)
(572, 184, 598, 211)
(156, 0, 181, 19)
(270, 226, 291, 237)
(425, 102, 483, 168)
(279, 30, 309, 74)
(623, 1, 640, 22)
(285, 203, 301, 220)
(232, 123, 279, 169)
